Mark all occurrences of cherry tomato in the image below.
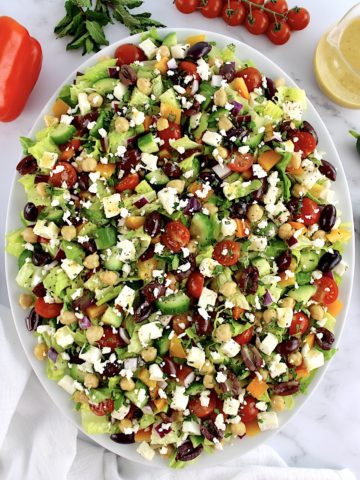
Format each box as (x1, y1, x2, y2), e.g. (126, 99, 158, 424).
(289, 312, 309, 336)
(188, 390, 217, 418)
(239, 396, 259, 423)
(235, 67, 262, 92)
(157, 122, 182, 150)
(267, 20, 291, 45)
(162, 221, 190, 253)
(222, 1, 246, 26)
(175, 0, 200, 13)
(312, 277, 339, 305)
(234, 326, 254, 345)
(59, 138, 81, 162)
(34, 298, 63, 319)
(228, 152, 255, 172)
(115, 44, 146, 66)
(172, 314, 191, 335)
(287, 7, 310, 31)
(200, 0, 223, 18)
(97, 326, 125, 351)
(291, 131, 316, 159)
(265, 0, 288, 15)
(213, 240, 240, 266)
(176, 364, 194, 385)
(186, 271, 205, 299)
(90, 399, 115, 416)
(115, 173, 140, 192)
(178, 61, 201, 81)
(49, 162, 77, 189)
(293, 197, 321, 226)
(245, 10, 269, 35)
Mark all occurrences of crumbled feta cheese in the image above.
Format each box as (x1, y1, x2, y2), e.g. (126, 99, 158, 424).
(259, 333, 279, 355)
(199, 390, 210, 407)
(268, 353, 287, 378)
(220, 339, 241, 358)
(182, 420, 201, 435)
(61, 258, 83, 280)
(199, 258, 220, 277)
(136, 441, 155, 461)
(138, 322, 163, 347)
(215, 413, 226, 431)
(58, 375, 76, 395)
(171, 386, 189, 411)
(170, 44, 188, 59)
(216, 371, 227, 383)
(117, 239, 136, 263)
(111, 404, 131, 420)
(139, 38, 158, 59)
(303, 348, 325, 372)
(198, 287, 217, 309)
(257, 411, 279, 431)
(202, 130, 222, 147)
(149, 364, 164, 381)
(115, 285, 135, 312)
(252, 164, 268, 179)
(33, 220, 59, 240)
(277, 307, 293, 328)
(79, 346, 102, 364)
(78, 92, 91, 115)
(113, 83, 127, 101)
(187, 347, 205, 370)
(223, 398, 240, 416)
(102, 193, 121, 218)
(197, 58, 211, 81)
(54, 326, 74, 348)
(158, 187, 179, 214)
(248, 235, 268, 252)
(221, 218, 237, 237)
(141, 152, 158, 172)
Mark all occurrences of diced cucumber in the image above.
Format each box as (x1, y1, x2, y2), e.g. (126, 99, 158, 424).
(70, 364, 86, 382)
(135, 180, 153, 194)
(155, 335, 170, 356)
(185, 382, 205, 396)
(101, 306, 122, 327)
(299, 251, 319, 272)
(162, 32, 177, 47)
(243, 132, 264, 148)
(145, 169, 169, 186)
(130, 87, 150, 106)
(92, 78, 119, 96)
(190, 213, 213, 246)
(179, 154, 200, 182)
(288, 285, 317, 303)
(103, 247, 123, 271)
(95, 226, 117, 250)
(125, 380, 149, 408)
(50, 124, 76, 145)
(252, 257, 271, 277)
(156, 292, 191, 314)
(159, 88, 180, 108)
(138, 133, 159, 154)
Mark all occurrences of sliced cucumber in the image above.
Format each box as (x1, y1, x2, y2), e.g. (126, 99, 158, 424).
(145, 169, 169, 186)
(50, 124, 76, 145)
(103, 247, 123, 271)
(299, 251, 319, 272)
(156, 292, 190, 315)
(92, 77, 119, 96)
(190, 213, 213, 246)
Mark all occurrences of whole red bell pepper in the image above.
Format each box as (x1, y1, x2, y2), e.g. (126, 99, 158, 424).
(0, 16, 42, 122)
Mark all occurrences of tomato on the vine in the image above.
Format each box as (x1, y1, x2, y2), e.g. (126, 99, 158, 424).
(312, 277, 339, 305)
(115, 173, 140, 192)
(157, 122, 182, 150)
(188, 390, 217, 418)
(115, 44, 146, 66)
(291, 131, 316, 159)
(228, 152, 255, 172)
(186, 271, 204, 299)
(265, 0, 288, 15)
(90, 399, 115, 416)
(200, 0, 223, 18)
(222, 1, 246, 26)
(287, 7, 310, 31)
(245, 10, 270, 35)
(49, 162, 77, 189)
(175, 0, 200, 14)
(235, 67, 263, 92)
(267, 20, 291, 45)
(162, 221, 191, 253)
(34, 298, 63, 319)
(239, 396, 259, 423)
(234, 326, 254, 345)
(289, 312, 309, 336)
(213, 240, 240, 266)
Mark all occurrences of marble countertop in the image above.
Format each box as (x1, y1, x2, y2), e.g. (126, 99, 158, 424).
(1, 0, 359, 474)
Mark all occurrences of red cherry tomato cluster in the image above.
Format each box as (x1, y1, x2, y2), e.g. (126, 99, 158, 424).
(175, 0, 310, 45)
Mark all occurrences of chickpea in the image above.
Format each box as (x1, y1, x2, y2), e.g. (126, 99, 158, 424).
(219, 281, 237, 298)
(214, 87, 227, 107)
(279, 297, 295, 309)
(289, 258, 297, 272)
(84, 373, 99, 389)
(81, 156, 97, 173)
(61, 225, 77, 241)
(165, 272, 177, 291)
(88, 92, 103, 108)
(60, 310, 77, 325)
(278, 223, 295, 240)
(157, 45, 170, 58)
(288, 351, 303, 367)
(312, 230, 326, 240)
(230, 421, 246, 436)
(115, 116, 130, 133)
(84, 253, 100, 270)
(270, 395, 286, 412)
(215, 323, 232, 343)
(167, 179, 185, 194)
(254, 311, 263, 325)
(21, 227, 38, 243)
(33, 343, 48, 361)
(86, 325, 104, 344)
(99, 270, 118, 286)
(309, 304, 325, 321)
(19, 293, 34, 309)
(218, 116, 233, 132)
(203, 374, 215, 389)
(137, 77, 152, 96)
(73, 391, 89, 404)
(203, 202, 218, 215)
(216, 146, 229, 159)
(157, 117, 169, 131)
(288, 153, 302, 171)
(36, 182, 49, 199)
(186, 240, 198, 254)
(119, 418, 133, 433)
(247, 204, 264, 223)
(43, 114, 59, 127)
(141, 347, 158, 363)
(263, 309, 277, 324)
(200, 360, 214, 375)
(120, 377, 135, 392)
(292, 183, 307, 198)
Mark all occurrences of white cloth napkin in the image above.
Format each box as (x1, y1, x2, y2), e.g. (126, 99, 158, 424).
(0, 304, 355, 480)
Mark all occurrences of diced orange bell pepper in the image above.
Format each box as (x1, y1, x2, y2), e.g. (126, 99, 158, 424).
(296, 364, 309, 379)
(231, 77, 250, 99)
(86, 304, 107, 320)
(52, 98, 71, 118)
(258, 150, 281, 172)
(153, 398, 168, 412)
(327, 299, 343, 317)
(232, 306, 245, 320)
(289, 221, 307, 231)
(134, 427, 152, 443)
(137, 368, 157, 389)
(143, 115, 153, 132)
(288, 166, 304, 176)
(160, 103, 182, 124)
(235, 219, 251, 238)
(305, 333, 315, 349)
(169, 335, 187, 359)
(95, 163, 116, 179)
(155, 57, 169, 74)
(245, 420, 261, 437)
(246, 377, 269, 400)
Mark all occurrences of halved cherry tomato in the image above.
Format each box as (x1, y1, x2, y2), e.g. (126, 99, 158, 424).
(265, 0, 288, 14)
(245, 10, 269, 35)
(213, 240, 240, 266)
(234, 326, 254, 345)
(186, 271, 204, 299)
(59, 138, 81, 162)
(49, 162, 77, 188)
(37, 236, 50, 244)
(178, 61, 200, 81)
(228, 152, 255, 172)
(172, 314, 191, 335)
(293, 197, 321, 226)
(239, 395, 259, 423)
(34, 298, 63, 319)
(97, 326, 125, 351)
(176, 364, 194, 385)
(222, 1, 246, 26)
(235, 67, 263, 92)
(290, 131, 316, 159)
(162, 221, 190, 253)
(115, 173, 140, 192)
(90, 399, 115, 416)
(289, 312, 309, 336)
(200, 0, 223, 18)
(188, 390, 217, 418)
(175, 0, 200, 14)
(157, 122, 182, 150)
(312, 277, 339, 305)
(115, 44, 146, 66)
(267, 20, 291, 45)
(287, 7, 310, 31)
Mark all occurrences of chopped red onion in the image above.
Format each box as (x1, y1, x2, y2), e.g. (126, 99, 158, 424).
(212, 164, 232, 179)
(134, 197, 149, 208)
(183, 371, 195, 388)
(47, 347, 58, 362)
(167, 58, 178, 70)
(191, 79, 199, 95)
(142, 405, 153, 415)
(231, 101, 243, 116)
(119, 327, 130, 345)
(263, 290, 273, 306)
(155, 422, 172, 438)
(79, 316, 91, 330)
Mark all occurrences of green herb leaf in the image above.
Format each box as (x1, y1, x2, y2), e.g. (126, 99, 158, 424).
(86, 20, 109, 46)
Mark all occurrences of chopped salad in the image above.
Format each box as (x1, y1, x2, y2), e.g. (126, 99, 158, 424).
(7, 30, 351, 467)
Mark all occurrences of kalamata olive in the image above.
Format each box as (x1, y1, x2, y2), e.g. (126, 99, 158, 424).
(25, 308, 40, 331)
(252, 178, 267, 202)
(279, 121, 294, 135)
(219, 62, 236, 82)
(176, 254, 196, 281)
(286, 197, 301, 217)
(183, 196, 202, 215)
(144, 211, 163, 237)
(34, 174, 50, 184)
(32, 250, 52, 266)
(226, 126, 248, 141)
(199, 171, 220, 189)
(32, 282, 46, 297)
(241, 344, 264, 371)
(163, 162, 181, 179)
(102, 362, 121, 377)
(139, 244, 155, 261)
(162, 356, 177, 377)
(200, 419, 223, 441)
(54, 249, 66, 262)
(68, 352, 83, 364)
(319, 204, 336, 232)
(119, 65, 137, 86)
(229, 200, 248, 219)
(273, 380, 300, 396)
(315, 327, 335, 351)
(110, 433, 135, 444)
(264, 77, 276, 99)
(119, 148, 141, 172)
(23, 202, 38, 222)
(82, 240, 97, 254)
(236, 114, 252, 124)
(276, 338, 300, 356)
(16, 155, 37, 175)
(318, 250, 342, 272)
(141, 281, 166, 303)
(301, 121, 318, 144)
(186, 41, 212, 61)
(176, 440, 203, 462)
(276, 250, 292, 272)
(78, 172, 90, 191)
(194, 312, 213, 336)
(237, 266, 259, 294)
(134, 300, 153, 322)
(220, 370, 241, 396)
(72, 111, 99, 130)
(319, 160, 337, 181)
(108, 66, 119, 78)
(72, 290, 94, 312)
